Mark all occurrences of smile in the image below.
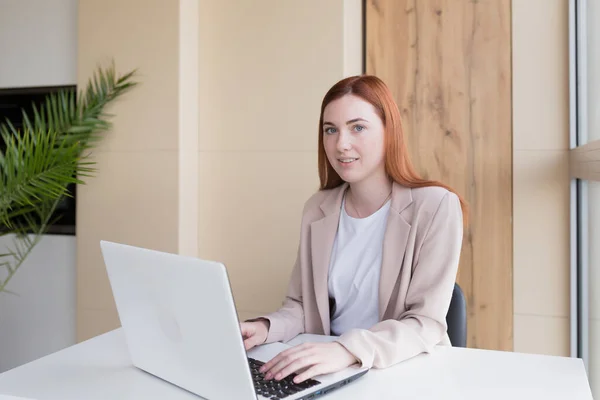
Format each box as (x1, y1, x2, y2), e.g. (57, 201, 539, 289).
(338, 158, 359, 164)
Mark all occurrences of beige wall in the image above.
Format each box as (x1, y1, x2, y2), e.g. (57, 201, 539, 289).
(76, 0, 198, 341)
(76, 0, 361, 340)
(196, 0, 362, 321)
(512, 0, 570, 356)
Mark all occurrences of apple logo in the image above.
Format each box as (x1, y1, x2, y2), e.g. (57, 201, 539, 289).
(154, 301, 183, 343)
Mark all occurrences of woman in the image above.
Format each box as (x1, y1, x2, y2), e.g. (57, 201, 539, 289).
(240, 75, 466, 384)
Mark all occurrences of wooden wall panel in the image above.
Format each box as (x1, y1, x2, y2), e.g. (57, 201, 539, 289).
(366, 0, 512, 350)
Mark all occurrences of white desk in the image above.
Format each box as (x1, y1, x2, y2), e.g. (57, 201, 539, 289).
(0, 328, 592, 400)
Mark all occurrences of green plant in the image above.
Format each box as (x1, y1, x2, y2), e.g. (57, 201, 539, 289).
(0, 63, 138, 294)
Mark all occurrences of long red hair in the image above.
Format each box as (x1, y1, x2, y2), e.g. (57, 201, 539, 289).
(317, 75, 468, 223)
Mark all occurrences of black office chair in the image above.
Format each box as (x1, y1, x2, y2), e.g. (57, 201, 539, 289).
(445, 283, 467, 347)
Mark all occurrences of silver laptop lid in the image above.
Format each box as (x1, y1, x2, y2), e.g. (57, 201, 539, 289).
(100, 240, 256, 400)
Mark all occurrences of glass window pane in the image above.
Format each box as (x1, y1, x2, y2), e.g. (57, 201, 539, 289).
(586, 0, 600, 143)
(581, 1, 600, 397)
(588, 181, 600, 395)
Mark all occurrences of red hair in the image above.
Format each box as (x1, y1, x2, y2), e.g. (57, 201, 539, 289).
(317, 75, 468, 223)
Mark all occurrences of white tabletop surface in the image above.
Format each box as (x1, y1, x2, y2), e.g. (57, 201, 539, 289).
(0, 328, 593, 400)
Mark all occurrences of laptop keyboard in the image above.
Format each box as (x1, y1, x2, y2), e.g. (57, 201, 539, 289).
(248, 358, 321, 399)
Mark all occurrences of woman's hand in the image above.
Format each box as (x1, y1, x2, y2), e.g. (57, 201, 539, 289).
(259, 342, 358, 384)
(240, 320, 270, 350)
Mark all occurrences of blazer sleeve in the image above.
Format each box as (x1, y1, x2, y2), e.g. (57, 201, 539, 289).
(335, 192, 463, 369)
(257, 245, 306, 343)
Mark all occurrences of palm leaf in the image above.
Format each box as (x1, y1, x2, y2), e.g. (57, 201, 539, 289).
(0, 125, 82, 213)
(0, 62, 138, 294)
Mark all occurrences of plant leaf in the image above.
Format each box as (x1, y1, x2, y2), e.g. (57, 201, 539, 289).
(0, 61, 138, 294)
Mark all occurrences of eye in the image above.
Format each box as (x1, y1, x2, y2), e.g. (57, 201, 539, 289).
(353, 125, 365, 132)
(324, 127, 337, 135)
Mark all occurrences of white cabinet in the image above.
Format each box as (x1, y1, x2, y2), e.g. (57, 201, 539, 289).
(0, 234, 76, 373)
(0, 0, 77, 88)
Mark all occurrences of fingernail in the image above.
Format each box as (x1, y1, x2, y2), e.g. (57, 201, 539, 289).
(275, 374, 282, 380)
(259, 366, 265, 373)
(265, 373, 272, 380)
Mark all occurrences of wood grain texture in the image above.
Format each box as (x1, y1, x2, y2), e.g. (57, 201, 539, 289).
(570, 140, 600, 181)
(366, 0, 513, 350)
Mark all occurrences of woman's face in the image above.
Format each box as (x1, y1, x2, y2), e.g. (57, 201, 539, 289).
(322, 94, 386, 185)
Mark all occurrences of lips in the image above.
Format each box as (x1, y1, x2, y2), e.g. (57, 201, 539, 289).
(338, 158, 359, 164)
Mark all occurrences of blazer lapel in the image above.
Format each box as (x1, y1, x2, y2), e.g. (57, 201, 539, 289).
(310, 184, 347, 334)
(378, 183, 413, 319)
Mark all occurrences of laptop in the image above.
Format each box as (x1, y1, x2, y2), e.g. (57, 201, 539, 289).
(100, 241, 369, 400)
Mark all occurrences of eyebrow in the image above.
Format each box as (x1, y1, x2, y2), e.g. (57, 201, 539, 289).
(323, 118, 369, 126)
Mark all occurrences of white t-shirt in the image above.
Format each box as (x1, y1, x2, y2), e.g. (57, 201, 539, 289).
(327, 194, 391, 336)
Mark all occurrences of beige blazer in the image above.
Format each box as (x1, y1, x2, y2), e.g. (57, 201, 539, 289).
(259, 181, 463, 369)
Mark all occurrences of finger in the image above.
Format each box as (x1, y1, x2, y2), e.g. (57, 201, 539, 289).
(244, 336, 261, 351)
(294, 364, 327, 384)
(260, 344, 310, 373)
(266, 346, 311, 374)
(273, 357, 316, 381)
(264, 349, 311, 379)
(240, 325, 253, 338)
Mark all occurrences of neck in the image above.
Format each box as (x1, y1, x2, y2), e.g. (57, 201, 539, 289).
(346, 174, 393, 218)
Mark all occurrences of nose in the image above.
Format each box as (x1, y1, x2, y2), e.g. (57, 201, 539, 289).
(336, 130, 352, 152)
